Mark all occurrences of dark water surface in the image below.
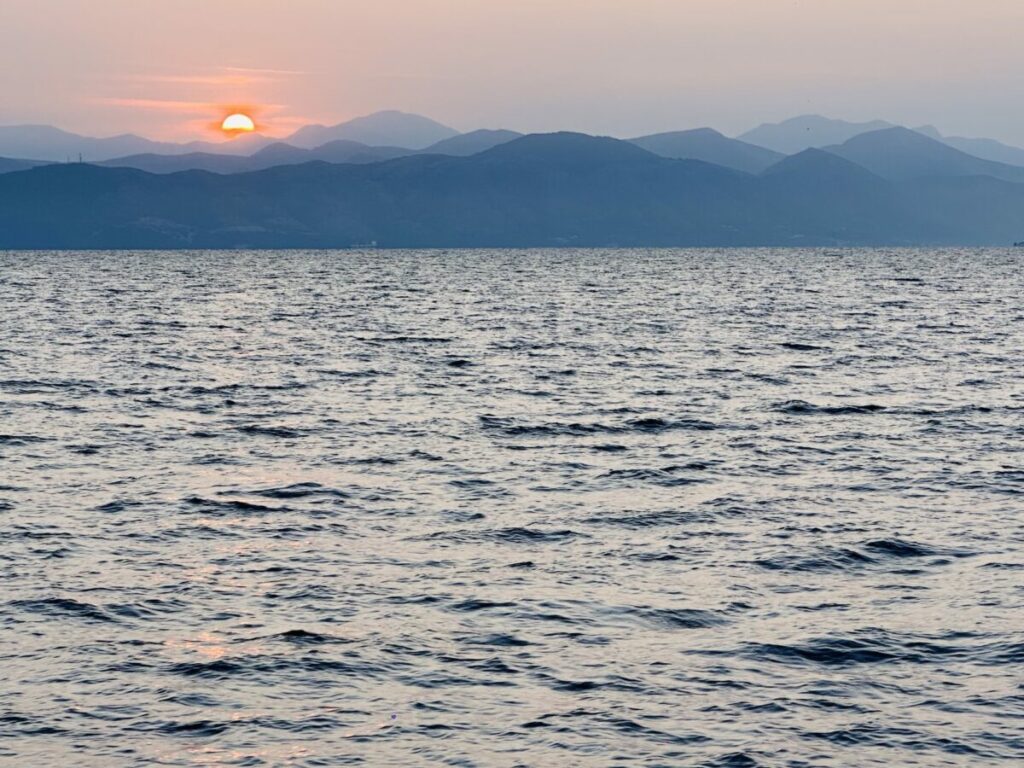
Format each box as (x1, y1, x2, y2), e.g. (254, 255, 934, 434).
(1, 249, 1022, 767)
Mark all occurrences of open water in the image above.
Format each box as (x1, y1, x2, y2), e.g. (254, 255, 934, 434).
(1, 249, 1022, 766)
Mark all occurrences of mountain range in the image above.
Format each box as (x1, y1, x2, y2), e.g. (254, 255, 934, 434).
(4, 128, 1024, 249)
(629, 129, 783, 173)
(284, 110, 459, 150)
(4, 111, 1024, 248)
(0, 111, 461, 162)
(94, 130, 526, 175)
(739, 116, 897, 154)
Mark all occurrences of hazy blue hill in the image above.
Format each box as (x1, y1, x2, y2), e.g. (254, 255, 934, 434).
(3, 131, 1024, 249)
(0, 125, 181, 162)
(740, 115, 894, 154)
(0, 156, 49, 174)
(759, 149, 911, 243)
(421, 129, 522, 156)
(100, 152, 253, 174)
(0, 124, 275, 162)
(915, 125, 1024, 167)
(900, 174, 1024, 243)
(761, 147, 886, 183)
(248, 140, 412, 167)
(826, 127, 1024, 183)
(338, 133, 759, 246)
(99, 140, 414, 174)
(0, 134, 755, 248)
(286, 110, 459, 150)
(629, 128, 783, 173)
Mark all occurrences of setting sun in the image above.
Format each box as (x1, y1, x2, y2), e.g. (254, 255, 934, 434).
(221, 113, 255, 133)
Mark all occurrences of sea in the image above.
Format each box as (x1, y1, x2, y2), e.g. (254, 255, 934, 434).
(1, 249, 1022, 767)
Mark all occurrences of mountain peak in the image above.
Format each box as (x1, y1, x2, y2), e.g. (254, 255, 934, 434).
(739, 115, 896, 154)
(422, 129, 522, 156)
(286, 110, 458, 150)
(480, 132, 658, 165)
(629, 128, 782, 173)
(761, 147, 884, 182)
(827, 126, 1024, 183)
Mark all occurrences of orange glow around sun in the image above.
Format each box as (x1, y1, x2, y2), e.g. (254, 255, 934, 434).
(221, 113, 256, 134)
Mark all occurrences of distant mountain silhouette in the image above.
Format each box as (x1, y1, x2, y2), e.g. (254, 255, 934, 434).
(286, 110, 459, 150)
(99, 140, 414, 174)
(0, 111, 457, 162)
(901, 174, 1024, 243)
(629, 128, 783, 173)
(97, 134, 533, 174)
(825, 127, 1024, 183)
(250, 140, 411, 165)
(759, 149, 909, 242)
(421, 129, 522, 156)
(0, 124, 274, 162)
(0, 125, 179, 162)
(740, 115, 895, 154)
(99, 152, 255, 174)
(0, 156, 49, 174)
(914, 125, 1024, 168)
(3, 132, 1024, 249)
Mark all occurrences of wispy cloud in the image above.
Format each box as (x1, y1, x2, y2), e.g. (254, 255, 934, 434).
(88, 68, 308, 140)
(126, 74, 274, 86)
(223, 66, 310, 76)
(114, 67, 307, 87)
(94, 97, 287, 114)
(95, 97, 218, 113)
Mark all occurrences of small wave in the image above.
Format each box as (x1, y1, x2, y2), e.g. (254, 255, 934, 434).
(10, 597, 117, 624)
(167, 659, 242, 679)
(463, 633, 532, 647)
(756, 538, 971, 573)
(863, 538, 936, 558)
(451, 599, 518, 612)
(492, 527, 582, 544)
(702, 753, 763, 767)
(802, 723, 990, 758)
(720, 629, 1011, 668)
(781, 342, 831, 352)
(774, 400, 887, 415)
(480, 414, 718, 437)
(480, 415, 617, 437)
(630, 552, 681, 562)
(607, 605, 728, 630)
(106, 599, 188, 620)
(627, 417, 718, 432)
(94, 499, 144, 513)
(236, 425, 308, 439)
(129, 719, 230, 737)
(598, 466, 706, 487)
(247, 482, 350, 500)
(264, 629, 349, 645)
(317, 368, 388, 379)
(0, 434, 49, 446)
(184, 496, 282, 514)
(68, 444, 101, 455)
(361, 335, 453, 344)
(756, 548, 876, 572)
(585, 509, 698, 528)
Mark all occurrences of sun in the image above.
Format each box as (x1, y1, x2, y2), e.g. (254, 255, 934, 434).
(221, 113, 256, 134)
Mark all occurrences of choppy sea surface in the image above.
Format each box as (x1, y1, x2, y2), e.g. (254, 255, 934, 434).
(1, 249, 1022, 767)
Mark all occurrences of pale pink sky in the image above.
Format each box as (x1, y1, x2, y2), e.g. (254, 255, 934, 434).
(2, 0, 1023, 142)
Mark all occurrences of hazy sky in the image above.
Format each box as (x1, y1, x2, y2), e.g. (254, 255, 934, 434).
(3, 0, 1024, 143)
